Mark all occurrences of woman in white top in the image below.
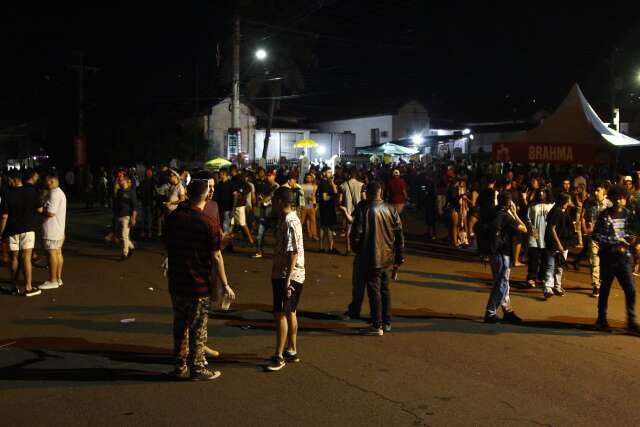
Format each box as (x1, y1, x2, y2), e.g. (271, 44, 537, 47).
(525, 188, 554, 287)
(300, 174, 319, 240)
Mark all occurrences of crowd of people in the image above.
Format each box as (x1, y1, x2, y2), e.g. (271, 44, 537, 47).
(5, 157, 640, 380)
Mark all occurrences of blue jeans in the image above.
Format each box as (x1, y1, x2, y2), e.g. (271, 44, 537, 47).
(543, 250, 567, 291)
(485, 254, 511, 317)
(256, 206, 272, 252)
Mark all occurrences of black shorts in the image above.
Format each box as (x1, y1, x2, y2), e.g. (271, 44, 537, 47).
(272, 279, 304, 313)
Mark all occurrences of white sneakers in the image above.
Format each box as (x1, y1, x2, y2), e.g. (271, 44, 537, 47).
(39, 280, 63, 290)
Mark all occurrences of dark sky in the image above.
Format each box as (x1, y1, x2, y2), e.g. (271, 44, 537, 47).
(2, 1, 640, 138)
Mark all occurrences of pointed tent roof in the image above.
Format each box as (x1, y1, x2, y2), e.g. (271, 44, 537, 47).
(520, 84, 640, 147)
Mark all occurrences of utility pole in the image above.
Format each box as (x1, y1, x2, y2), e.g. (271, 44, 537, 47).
(226, 14, 242, 160)
(232, 15, 241, 129)
(68, 52, 99, 167)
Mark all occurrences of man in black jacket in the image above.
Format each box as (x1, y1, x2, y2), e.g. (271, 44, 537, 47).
(350, 181, 404, 336)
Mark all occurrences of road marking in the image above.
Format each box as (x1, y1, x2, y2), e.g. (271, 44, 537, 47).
(0, 341, 16, 349)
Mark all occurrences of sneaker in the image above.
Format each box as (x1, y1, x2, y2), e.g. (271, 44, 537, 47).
(592, 287, 600, 298)
(594, 319, 611, 332)
(543, 290, 553, 300)
(553, 288, 566, 297)
(58, 280, 64, 287)
(169, 366, 190, 380)
(502, 311, 523, 324)
(252, 252, 263, 259)
(266, 355, 286, 371)
(191, 368, 221, 381)
(361, 326, 384, 336)
(383, 323, 392, 332)
(284, 350, 300, 363)
(17, 287, 41, 297)
(484, 315, 499, 324)
(39, 281, 60, 290)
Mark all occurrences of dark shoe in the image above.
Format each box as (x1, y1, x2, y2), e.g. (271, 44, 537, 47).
(127, 249, 135, 258)
(502, 311, 523, 324)
(553, 288, 566, 297)
(169, 366, 190, 381)
(266, 355, 286, 371)
(190, 368, 221, 381)
(543, 290, 553, 300)
(329, 248, 340, 255)
(594, 319, 611, 332)
(383, 323, 392, 333)
(627, 323, 640, 336)
(592, 287, 600, 298)
(283, 350, 300, 363)
(340, 311, 360, 321)
(571, 261, 580, 271)
(484, 315, 499, 324)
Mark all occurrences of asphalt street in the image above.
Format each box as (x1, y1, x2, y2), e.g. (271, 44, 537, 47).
(2, 206, 640, 426)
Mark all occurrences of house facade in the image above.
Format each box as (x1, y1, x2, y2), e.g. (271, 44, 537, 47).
(313, 100, 430, 147)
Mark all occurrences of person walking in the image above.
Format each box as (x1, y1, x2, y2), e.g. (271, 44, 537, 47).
(542, 192, 574, 299)
(266, 187, 306, 371)
(592, 185, 640, 334)
(350, 181, 405, 336)
(484, 192, 527, 323)
(113, 174, 137, 261)
(253, 170, 279, 259)
(164, 180, 235, 380)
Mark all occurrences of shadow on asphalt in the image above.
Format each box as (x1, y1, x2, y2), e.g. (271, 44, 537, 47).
(0, 337, 267, 386)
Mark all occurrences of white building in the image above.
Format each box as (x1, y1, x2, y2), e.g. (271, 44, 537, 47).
(202, 97, 257, 159)
(313, 100, 430, 147)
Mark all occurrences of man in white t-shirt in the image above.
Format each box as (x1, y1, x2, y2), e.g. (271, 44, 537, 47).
(38, 174, 67, 290)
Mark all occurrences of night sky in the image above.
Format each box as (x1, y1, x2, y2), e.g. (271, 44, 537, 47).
(2, 1, 640, 163)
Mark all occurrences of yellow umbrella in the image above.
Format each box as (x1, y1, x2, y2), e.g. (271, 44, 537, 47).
(205, 158, 232, 167)
(294, 138, 318, 148)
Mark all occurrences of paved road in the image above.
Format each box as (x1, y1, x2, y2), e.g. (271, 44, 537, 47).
(2, 206, 640, 426)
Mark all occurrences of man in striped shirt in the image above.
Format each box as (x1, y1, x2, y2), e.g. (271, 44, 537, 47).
(592, 185, 639, 334)
(164, 180, 235, 380)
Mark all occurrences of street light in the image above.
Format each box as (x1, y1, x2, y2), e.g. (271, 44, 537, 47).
(255, 49, 267, 61)
(411, 134, 424, 145)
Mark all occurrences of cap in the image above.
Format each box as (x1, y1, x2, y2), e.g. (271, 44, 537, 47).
(624, 176, 633, 182)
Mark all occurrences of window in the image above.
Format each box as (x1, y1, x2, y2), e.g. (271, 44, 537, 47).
(371, 128, 380, 144)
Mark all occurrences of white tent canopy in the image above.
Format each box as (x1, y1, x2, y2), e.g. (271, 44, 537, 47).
(522, 84, 640, 147)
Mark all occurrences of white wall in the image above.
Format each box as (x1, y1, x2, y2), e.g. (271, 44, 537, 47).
(208, 98, 256, 159)
(314, 115, 393, 147)
(254, 129, 309, 160)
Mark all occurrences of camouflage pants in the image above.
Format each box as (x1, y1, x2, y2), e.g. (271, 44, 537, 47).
(171, 295, 210, 370)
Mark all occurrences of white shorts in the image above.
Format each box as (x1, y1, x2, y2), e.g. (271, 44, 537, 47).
(233, 206, 247, 227)
(9, 232, 36, 251)
(44, 239, 64, 250)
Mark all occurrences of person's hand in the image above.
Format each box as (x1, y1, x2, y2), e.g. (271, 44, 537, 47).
(224, 284, 236, 301)
(285, 279, 294, 298)
(391, 266, 399, 280)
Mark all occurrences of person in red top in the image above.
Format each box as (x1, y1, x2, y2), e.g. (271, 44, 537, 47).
(164, 180, 235, 381)
(387, 169, 408, 214)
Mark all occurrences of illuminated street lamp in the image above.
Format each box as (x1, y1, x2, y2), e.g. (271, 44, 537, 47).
(411, 134, 425, 145)
(255, 49, 267, 61)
